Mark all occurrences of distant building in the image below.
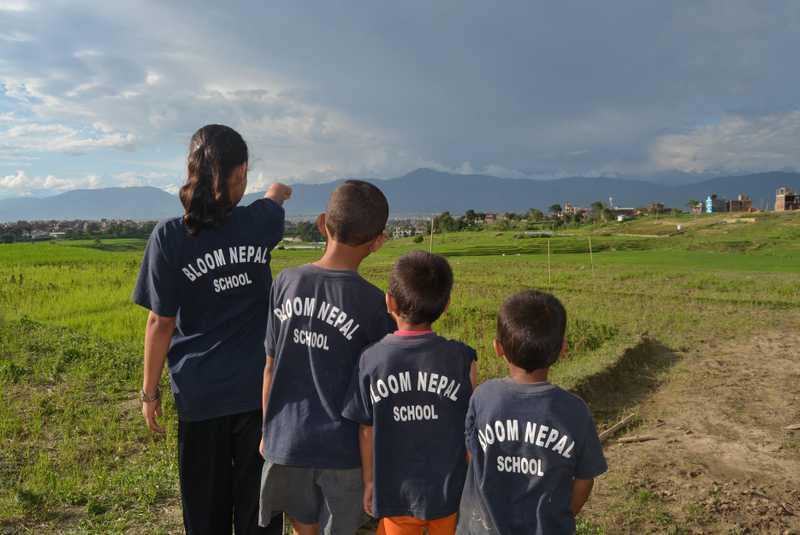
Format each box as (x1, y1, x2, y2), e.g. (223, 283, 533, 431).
(610, 207, 636, 216)
(727, 193, 752, 212)
(691, 202, 704, 215)
(563, 203, 589, 219)
(775, 187, 800, 211)
(705, 194, 727, 213)
(483, 213, 498, 223)
(30, 230, 51, 241)
(392, 227, 416, 239)
(49, 231, 67, 239)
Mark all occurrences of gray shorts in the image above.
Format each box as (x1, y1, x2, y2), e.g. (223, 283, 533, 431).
(259, 461, 365, 535)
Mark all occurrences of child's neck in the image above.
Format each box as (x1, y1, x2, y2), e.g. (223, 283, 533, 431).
(313, 241, 369, 272)
(395, 318, 433, 332)
(507, 363, 549, 385)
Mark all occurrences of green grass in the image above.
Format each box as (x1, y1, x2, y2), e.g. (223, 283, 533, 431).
(2, 211, 800, 532)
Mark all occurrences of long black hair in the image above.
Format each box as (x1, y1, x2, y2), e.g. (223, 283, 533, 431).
(179, 124, 248, 235)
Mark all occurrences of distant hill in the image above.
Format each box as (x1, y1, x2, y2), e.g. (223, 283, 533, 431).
(1, 169, 799, 222)
(242, 169, 800, 215)
(0, 187, 180, 222)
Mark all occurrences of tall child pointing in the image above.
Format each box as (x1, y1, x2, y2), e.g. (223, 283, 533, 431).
(134, 124, 291, 535)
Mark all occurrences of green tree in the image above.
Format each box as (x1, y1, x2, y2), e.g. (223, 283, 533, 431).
(296, 221, 323, 242)
(527, 208, 544, 222)
(548, 204, 562, 216)
(434, 212, 459, 233)
(589, 201, 606, 222)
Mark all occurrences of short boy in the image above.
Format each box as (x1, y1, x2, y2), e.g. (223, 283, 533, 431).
(457, 290, 607, 535)
(259, 180, 395, 535)
(343, 251, 478, 535)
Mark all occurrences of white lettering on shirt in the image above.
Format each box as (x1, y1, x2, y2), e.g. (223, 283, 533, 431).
(180, 245, 270, 282)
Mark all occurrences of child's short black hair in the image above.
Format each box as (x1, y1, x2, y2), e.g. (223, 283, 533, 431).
(389, 251, 453, 324)
(324, 180, 389, 246)
(496, 290, 567, 372)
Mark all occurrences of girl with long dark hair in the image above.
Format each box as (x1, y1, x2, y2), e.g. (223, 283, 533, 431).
(133, 124, 291, 534)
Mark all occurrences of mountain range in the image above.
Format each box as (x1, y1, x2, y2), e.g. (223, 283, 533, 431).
(1, 169, 798, 222)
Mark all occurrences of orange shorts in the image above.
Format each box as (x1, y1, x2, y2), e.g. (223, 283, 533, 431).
(377, 513, 457, 535)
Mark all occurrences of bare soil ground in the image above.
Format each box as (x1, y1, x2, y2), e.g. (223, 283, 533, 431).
(583, 332, 800, 534)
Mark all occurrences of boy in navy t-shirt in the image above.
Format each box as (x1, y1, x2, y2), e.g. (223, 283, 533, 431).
(258, 180, 395, 535)
(457, 290, 607, 535)
(343, 251, 478, 535)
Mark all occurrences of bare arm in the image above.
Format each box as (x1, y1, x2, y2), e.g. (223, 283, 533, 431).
(259, 356, 275, 457)
(142, 311, 176, 434)
(571, 478, 594, 516)
(359, 424, 375, 516)
(265, 183, 292, 205)
(470, 360, 478, 389)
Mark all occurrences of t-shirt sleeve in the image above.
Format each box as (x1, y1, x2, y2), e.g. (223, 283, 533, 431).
(132, 226, 179, 317)
(248, 197, 286, 250)
(264, 279, 279, 357)
(341, 358, 373, 425)
(573, 411, 608, 480)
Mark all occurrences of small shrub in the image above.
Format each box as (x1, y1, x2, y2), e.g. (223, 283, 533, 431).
(15, 489, 44, 515)
(86, 497, 108, 515)
(567, 320, 619, 353)
(0, 360, 28, 383)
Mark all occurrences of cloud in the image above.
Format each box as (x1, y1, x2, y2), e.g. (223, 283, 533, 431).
(0, 31, 33, 42)
(650, 110, 800, 173)
(0, 121, 135, 155)
(1, 0, 800, 189)
(0, 170, 100, 195)
(0, 0, 32, 12)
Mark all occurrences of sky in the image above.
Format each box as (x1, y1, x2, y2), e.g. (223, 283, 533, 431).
(1, 0, 799, 198)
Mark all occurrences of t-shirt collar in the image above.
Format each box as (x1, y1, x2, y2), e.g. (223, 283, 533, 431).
(394, 329, 434, 336)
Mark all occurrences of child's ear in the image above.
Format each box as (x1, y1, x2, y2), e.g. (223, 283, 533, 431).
(560, 337, 568, 357)
(385, 293, 397, 315)
(493, 339, 505, 358)
(316, 214, 328, 239)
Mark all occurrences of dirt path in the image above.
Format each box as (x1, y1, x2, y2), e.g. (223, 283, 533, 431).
(584, 332, 800, 534)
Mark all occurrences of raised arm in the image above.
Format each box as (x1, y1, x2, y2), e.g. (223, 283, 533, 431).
(265, 183, 292, 205)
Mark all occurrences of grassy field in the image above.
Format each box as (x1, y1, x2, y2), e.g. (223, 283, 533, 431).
(1, 211, 800, 533)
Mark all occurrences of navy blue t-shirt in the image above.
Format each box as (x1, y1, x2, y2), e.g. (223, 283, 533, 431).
(132, 198, 284, 421)
(457, 380, 607, 535)
(262, 264, 395, 469)
(342, 332, 476, 520)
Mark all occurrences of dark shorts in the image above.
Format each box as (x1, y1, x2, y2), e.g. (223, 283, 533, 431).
(259, 461, 364, 535)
